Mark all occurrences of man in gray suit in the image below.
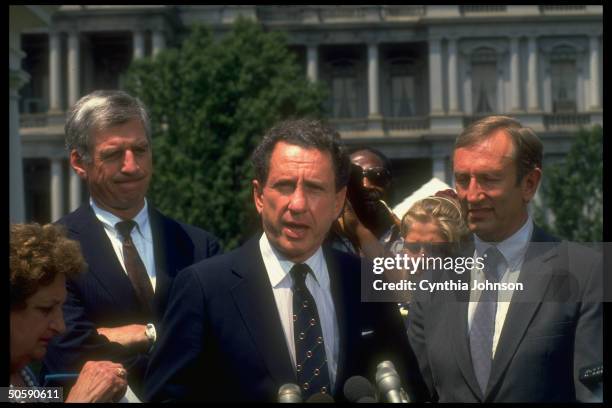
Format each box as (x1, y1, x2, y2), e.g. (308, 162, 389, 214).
(406, 116, 602, 402)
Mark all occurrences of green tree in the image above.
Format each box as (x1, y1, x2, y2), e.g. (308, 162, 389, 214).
(534, 125, 603, 241)
(123, 20, 327, 249)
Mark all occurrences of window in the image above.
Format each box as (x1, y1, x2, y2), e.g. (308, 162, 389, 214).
(550, 45, 577, 113)
(388, 58, 416, 117)
(330, 59, 358, 118)
(471, 48, 498, 114)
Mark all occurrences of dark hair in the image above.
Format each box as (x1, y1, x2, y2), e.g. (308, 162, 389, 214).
(251, 118, 350, 191)
(454, 115, 543, 183)
(65, 90, 151, 163)
(10, 223, 86, 310)
(347, 145, 392, 174)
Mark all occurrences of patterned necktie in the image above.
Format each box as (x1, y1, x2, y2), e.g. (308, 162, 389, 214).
(469, 246, 504, 395)
(291, 263, 331, 399)
(115, 220, 154, 313)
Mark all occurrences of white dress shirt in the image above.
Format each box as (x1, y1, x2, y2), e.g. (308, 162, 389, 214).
(91, 198, 157, 291)
(259, 233, 340, 390)
(468, 216, 534, 358)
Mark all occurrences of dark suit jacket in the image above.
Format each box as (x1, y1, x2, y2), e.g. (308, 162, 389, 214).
(144, 235, 422, 402)
(407, 226, 603, 402)
(41, 204, 222, 397)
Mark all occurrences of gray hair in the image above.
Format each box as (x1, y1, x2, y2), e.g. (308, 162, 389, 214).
(65, 90, 151, 163)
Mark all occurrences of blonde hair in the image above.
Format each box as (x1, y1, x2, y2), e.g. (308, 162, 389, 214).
(400, 196, 469, 244)
(10, 223, 86, 310)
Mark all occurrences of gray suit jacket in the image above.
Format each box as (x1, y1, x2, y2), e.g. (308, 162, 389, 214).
(406, 226, 602, 402)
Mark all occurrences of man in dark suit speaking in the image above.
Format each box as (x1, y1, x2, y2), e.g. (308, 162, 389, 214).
(144, 119, 417, 402)
(41, 90, 221, 401)
(407, 116, 602, 402)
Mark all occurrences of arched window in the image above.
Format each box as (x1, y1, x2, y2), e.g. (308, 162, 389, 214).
(550, 45, 577, 112)
(471, 47, 497, 114)
(389, 58, 415, 117)
(330, 59, 358, 118)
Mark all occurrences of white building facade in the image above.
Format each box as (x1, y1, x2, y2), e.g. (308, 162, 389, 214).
(16, 5, 603, 223)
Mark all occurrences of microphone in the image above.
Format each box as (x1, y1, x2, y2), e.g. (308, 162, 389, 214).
(343, 375, 377, 403)
(305, 393, 335, 403)
(376, 360, 410, 403)
(278, 383, 302, 403)
(376, 366, 403, 403)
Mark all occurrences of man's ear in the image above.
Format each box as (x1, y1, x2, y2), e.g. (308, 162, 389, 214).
(70, 150, 88, 180)
(253, 179, 263, 215)
(521, 167, 542, 203)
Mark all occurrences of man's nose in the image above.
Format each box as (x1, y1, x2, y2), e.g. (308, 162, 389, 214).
(362, 175, 375, 189)
(466, 177, 483, 202)
(288, 185, 307, 213)
(122, 150, 139, 173)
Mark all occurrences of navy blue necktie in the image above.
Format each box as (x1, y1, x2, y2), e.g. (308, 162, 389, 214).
(469, 246, 504, 395)
(291, 263, 331, 399)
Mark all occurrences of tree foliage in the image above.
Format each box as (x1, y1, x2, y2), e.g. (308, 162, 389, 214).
(123, 20, 327, 249)
(534, 125, 603, 241)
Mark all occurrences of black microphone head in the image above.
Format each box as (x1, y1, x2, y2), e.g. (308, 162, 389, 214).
(305, 393, 335, 403)
(356, 396, 377, 403)
(343, 375, 376, 402)
(278, 383, 302, 403)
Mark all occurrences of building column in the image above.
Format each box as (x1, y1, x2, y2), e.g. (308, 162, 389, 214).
(447, 37, 460, 114)
(527, 36, 540, 112)
(152, 30, 166, 57)
(69, 172, 82, 212)
(10, 30, 27, 222)
(367, 42, 380, 117)
(48, 31, 62, 112)
(509, 36, 521, 111)
(50, 158, 64, 222)
(67, 31, 80, 106)
(306, 44, 318, 82)
(432, 156, 447, 183)
(588, 35, 601, 110)
(133, 30, 145, 59)
(428, 36, 444, 115)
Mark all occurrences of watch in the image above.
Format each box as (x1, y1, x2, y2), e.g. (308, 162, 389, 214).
(145, 323, 157, 344)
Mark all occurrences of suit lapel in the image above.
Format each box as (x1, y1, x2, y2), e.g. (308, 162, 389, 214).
(485, 233, 559, 399)
(149, 208, 170, 315)
(69, 205, 141, 309)
(230, 238, 295, 386)
(322, 246, 350, 395)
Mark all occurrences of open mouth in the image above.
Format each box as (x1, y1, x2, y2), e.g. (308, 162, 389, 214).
(283, 222, 309, 239)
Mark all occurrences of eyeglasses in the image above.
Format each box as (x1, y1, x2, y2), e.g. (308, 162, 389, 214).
(360, 167, 391, 188)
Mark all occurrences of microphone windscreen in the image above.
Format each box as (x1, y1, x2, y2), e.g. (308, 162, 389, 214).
(357, 396, 377, 403)
(305, 393, 335, 403)
(343, 375, 376, 402)
(278, 383, 302, 403)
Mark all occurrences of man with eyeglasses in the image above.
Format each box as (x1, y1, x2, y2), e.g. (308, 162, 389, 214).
(328, 146, 402, 258)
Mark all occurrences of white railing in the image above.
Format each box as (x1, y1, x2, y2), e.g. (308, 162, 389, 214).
(382, 6, 426, 19)
(543, 113, 591, 129)
(319, 6, 368, 21)
(539, 5, 586, 14)
(460, 5, 507, 15)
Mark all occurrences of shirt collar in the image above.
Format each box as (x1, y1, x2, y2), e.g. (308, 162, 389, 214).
(259, 232, 328, 290)
(474, 215, 534, 268)
(90, 197, 150, 238)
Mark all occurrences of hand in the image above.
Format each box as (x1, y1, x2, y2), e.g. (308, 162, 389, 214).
(65, 361, 128, 403)
(97, 324, 148, 350)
